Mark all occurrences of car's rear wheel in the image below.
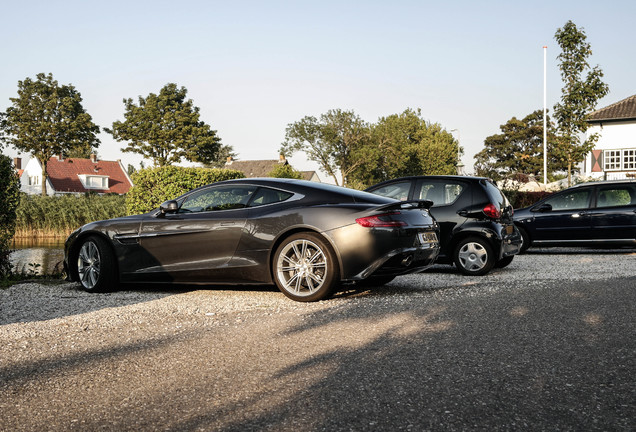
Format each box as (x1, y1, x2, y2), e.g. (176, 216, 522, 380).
(453, 236, 495, 276)
(76, 236, 117, 293)
(495, 256, 514, 268)
(273, 232, 339, 302)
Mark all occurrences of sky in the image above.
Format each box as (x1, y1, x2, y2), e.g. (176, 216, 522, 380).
(2, 0, 635, 183)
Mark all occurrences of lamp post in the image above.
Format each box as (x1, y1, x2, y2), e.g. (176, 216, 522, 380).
(451, 129, 465, 175)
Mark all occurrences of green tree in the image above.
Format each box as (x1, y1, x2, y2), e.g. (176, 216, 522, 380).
(474, 110, 566, 181)
(107, 83, 223, 167)
(280, 109, 369, 186)
(553, 20, 609, 186)
(350, 109, 458, 188)
(0, 155, 21, 278)
(268, 163, 303, 179)
(0, 73, 101, 195)
(205, 144, 238, 168)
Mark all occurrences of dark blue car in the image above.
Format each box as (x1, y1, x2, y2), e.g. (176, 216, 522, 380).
(513, 180, 636, 251)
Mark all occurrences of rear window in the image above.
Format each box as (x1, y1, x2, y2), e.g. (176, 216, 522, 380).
(483, 180, 510, 209)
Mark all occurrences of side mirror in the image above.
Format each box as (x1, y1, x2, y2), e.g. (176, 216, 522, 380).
(159, 200, 179, 215)
(532, 203, 552, 213)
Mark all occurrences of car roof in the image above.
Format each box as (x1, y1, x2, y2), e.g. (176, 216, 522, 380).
(367, 175, 490, 189)
(562, 179, 636, 190)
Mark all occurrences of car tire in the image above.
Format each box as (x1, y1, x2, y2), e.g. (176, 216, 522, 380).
(273, 232, 340, 302)
(76, 235, 117, 293)
(453, 236, 495, 276)
(518, 226, 532, 253)
(495, 256, 514, 268)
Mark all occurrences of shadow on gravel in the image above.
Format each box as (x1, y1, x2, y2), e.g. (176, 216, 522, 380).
(0, 282, 281, 325)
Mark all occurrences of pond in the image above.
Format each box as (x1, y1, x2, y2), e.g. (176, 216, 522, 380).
(10, 239, 65, 276)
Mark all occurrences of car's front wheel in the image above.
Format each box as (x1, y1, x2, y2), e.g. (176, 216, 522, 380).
(273, 232, 339, 302)
(453, 236, 495, 276)
(76, 236, 117, 293)
(518, 226, 532, 253)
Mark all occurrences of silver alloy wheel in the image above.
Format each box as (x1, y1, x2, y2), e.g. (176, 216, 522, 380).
(77, 241, 101, 290)
(457, 241, 488, 271)
(276, 239, 327, 297)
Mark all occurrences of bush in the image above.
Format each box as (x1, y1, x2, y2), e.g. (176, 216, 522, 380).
(0, 155, 21, 277)
(126, 166, 245, 214)
(504, 190, 553, 209)
(268, 163, 303, 179)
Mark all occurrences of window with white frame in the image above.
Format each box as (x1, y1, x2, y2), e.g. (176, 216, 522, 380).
(623, 149, 636, 170)
(602, 148, 636, 171)
(78, 174, 109, 189)
(604, 150, 621, 171)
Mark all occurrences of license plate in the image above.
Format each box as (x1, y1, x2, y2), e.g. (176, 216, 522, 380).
(505, 225, 514, 235)
(418, 232, 438, 244)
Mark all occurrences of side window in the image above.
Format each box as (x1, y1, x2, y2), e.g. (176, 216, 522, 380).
(597, 186, 635, 208)
(544, 189, 590, 211)
(416, 181, 465, 207)
(369, 182, 411, 201)
(248, 187, 293, 207)
(179, 186, 256, 213)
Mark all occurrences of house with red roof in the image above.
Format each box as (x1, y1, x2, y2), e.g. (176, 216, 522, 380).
(584, 94, 636, 180)
(16, 154, 133, 195)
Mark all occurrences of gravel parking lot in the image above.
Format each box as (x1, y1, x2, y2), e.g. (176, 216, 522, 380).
(1, 248, 635, 431)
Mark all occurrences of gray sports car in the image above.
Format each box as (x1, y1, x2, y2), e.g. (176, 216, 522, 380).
(64, 178, 440, 302)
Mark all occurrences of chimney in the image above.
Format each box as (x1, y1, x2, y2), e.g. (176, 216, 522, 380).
(13, 157, 21, 170)
(279, 154, 286, 163)
(90, 153, 97, 163)
(226, 156, 233, 165)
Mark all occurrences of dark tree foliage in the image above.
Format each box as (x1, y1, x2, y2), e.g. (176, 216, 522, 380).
(474, 110, 566, 181)
(107, 83, 225, 167)
(0, 73, 101, 195)
(0, 154, 21, 277)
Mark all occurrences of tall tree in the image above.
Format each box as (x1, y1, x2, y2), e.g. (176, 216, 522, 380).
(0, 154, 21, 277)
(474, 110, 565, 181)
(350, 109, 458, 188)
(0, 73, 101, 195)
(553, 20, 609, 186)
(107, 83, 223, 167)
(280, 109, 369, 186)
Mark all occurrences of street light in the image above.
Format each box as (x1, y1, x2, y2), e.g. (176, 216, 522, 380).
(451, 129, 465, 176)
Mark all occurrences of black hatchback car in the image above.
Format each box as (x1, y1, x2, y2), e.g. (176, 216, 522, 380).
(513, 180, 636, 251)
(366, 176, 521, 275)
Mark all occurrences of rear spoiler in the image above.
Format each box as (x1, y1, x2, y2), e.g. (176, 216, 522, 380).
(373, 199, 434, 212)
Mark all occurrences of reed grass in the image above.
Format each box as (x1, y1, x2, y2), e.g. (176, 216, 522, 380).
(13, 194, 127, 239)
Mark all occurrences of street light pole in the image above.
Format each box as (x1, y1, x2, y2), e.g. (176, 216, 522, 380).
(543, 45, 548, 185)
(451, 129, 465, 175)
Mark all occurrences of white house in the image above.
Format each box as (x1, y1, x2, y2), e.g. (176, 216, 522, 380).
(15, 155, 133, 195)
(584, 94, 636, 180)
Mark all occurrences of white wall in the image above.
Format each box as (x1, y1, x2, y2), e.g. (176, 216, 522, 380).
(584, 120, 636, 179)
(20, 158, 55, 196)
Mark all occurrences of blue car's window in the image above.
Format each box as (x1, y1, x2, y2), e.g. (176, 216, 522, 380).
(544, 189, 591, 211)
(597, 185, 636, 208)
(179, 186, 257, 213)
(369, 182, 411, 201)
(416, 181, 465, 207)
(248, 187, 293, 207)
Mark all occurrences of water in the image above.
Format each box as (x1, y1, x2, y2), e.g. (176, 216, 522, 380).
(10, 239, 65, 276)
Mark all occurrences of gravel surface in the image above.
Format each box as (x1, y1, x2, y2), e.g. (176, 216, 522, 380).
(1, 248, 635, 431)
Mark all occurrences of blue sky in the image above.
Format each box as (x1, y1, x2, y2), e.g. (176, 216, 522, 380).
(2, 0, 635, 180)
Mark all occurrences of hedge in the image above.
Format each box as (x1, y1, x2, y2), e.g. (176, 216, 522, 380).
(126, 166, 245, 214)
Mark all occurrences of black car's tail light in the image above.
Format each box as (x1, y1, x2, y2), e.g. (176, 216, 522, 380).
(356, 212, 407, 228)
(483, 203, 501, 219)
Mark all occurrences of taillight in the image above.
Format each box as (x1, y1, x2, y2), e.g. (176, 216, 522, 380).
(356, 212, 407, 228)
(483, 203, 501, 219)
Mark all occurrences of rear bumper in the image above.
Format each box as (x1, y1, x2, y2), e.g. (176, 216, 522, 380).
(349, 243, 440, 280)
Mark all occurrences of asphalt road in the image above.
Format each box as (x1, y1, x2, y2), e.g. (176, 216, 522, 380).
(1, 248, 635, 431)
